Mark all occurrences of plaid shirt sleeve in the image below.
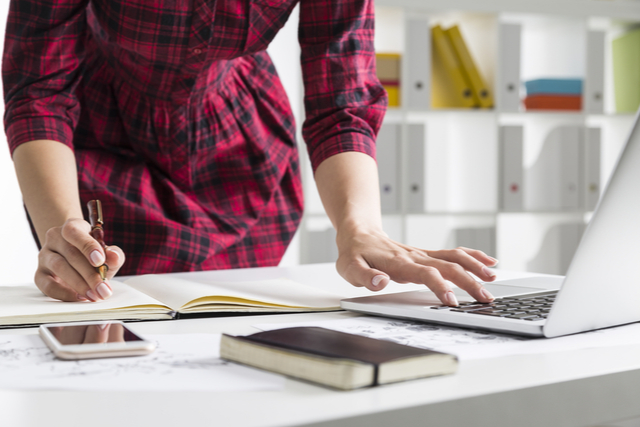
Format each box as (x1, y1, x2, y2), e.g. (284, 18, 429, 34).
(2, 0, 88, 155)
(298, 0, 388, 172)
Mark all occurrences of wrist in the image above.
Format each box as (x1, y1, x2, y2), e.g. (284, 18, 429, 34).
(335, 220, 386, 242)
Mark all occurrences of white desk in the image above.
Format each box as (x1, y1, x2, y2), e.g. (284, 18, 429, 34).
(2, 264, 640, 427)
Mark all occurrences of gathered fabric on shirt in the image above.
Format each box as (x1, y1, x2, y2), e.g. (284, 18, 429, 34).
(3, 0, 387, 275)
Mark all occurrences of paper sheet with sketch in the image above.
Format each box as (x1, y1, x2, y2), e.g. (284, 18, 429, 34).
(255, 316, 640, 360)
(0, 333, 284, 391)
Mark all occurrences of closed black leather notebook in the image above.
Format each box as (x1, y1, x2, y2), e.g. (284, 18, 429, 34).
(220, 327, 457, 390)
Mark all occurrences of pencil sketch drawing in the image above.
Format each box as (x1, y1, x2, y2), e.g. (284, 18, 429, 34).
(0, 334, 283, 391)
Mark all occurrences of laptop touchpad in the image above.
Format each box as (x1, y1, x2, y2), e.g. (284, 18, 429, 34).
(450, 284, 541, 302)
(451, 276, 563, 302)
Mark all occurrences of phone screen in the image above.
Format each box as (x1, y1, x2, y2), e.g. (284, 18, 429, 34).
(44, 323, 144, 346)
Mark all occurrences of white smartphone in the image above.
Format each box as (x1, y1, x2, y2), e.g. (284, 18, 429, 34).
(39, 321, 156, 360)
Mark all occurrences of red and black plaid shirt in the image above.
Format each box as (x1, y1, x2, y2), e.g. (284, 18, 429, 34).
(3, 0, 387, 275)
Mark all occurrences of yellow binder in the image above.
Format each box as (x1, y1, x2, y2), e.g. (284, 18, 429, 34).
(376, 53, 402, 107)
(431, 25, 476, 108)
(376, 53, 401, 82)
(384, 85, 400, 107)
(444, 25, 493, 109)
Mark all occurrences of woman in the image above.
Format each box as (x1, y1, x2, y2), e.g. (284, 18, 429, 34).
(3, 0, 497, 306)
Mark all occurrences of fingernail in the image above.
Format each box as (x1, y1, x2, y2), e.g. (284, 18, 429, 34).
(483, 267, 496, 278)
(489, 256, 499, 264)
(90, 250, 105, 266)
(481, 287, 495, 301)
(96, 282, 112, 299)
(76, 294, 88, 301)
(445, 291, 458, 307)
(371, 275, 388, 288)
(107, 247, 120, 261)
(86, 290, 99, 302)
(98, 323, 108, 330)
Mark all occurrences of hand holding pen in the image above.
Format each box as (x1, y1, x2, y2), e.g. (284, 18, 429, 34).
(87, 200, 109, 281)
(32, 200, 126, 302)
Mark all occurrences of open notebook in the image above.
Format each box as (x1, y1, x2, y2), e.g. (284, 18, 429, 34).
(0, 275, 343, 328)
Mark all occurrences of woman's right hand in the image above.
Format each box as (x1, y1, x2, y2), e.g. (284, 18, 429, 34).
(35, 218, 126, 302)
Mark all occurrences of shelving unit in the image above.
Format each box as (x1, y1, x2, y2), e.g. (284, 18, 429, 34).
(298, 0, 640, 275)
(375, 0, 640, 20)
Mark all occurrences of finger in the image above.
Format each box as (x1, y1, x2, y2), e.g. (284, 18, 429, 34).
(337, 256, 390, 292)
(43, 245, 108, 301)
(60, 325, 89, 345)
(425, 257, 494, 303)
(48, 327, 63, 340)
(60, 219, 106, 268)
(56, 223, 113, 301)
(458, 246, 499, 268)
(428, 247, 498, 283)
(84, 324, 111, 344)
(393, 263, 458, 306)
(104, 246, 126, 279)
(40, 248, 96, 300)
(109, 324, 125, 343)
(35, 269, 86, 302)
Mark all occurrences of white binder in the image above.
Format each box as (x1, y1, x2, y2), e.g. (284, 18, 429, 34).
(584, 31, 606, 114)
(527, 222, 585, 275)
(404, 17, 431, 110)
(582, 127, 601, 210)
(559, 127, 581, 210)
(377, 123, 401, 214)
(526, 125, 581, 211)
(453, 227, 473, 250)
(499, 125, 524, 212)
(497, 23, 522, 112)
(454, 227, 496, 258)
(477, 226, 497, 258)
(305, 228, 338, 264)
(406, 123, 427, 213)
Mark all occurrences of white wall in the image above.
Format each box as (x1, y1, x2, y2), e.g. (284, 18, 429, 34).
(0, 0, 39, 285)
(0, 4, 304, 285)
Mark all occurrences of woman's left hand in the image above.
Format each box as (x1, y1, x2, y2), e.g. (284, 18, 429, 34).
(335, 226, 498, 307)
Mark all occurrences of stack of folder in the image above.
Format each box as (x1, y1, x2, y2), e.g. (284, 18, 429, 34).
(431, 24, 493, 109)
(523, 78, 583, 111)
(376, 53, 401, 107)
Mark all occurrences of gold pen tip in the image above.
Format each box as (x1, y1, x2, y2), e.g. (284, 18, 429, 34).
(97, 265, 109, 281)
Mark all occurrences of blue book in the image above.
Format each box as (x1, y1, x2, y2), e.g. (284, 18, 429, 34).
(525, 78, 583, 96)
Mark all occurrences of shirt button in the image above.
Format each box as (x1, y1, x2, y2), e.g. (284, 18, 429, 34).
(193, 48, 202, 55)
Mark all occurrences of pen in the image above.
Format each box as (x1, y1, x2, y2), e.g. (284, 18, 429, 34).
(87, 200, 109, 281)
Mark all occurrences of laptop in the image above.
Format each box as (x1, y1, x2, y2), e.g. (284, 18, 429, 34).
(341, 109, 640, 338)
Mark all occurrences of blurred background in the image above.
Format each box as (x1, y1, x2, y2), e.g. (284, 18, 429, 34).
(2, 0, 639, 285)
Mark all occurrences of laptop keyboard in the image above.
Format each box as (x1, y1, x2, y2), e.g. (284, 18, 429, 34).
(430, 290, 558, 321)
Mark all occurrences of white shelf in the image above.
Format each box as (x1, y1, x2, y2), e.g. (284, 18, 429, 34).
(306, 210, 593, 216)
(387, 109, 640, 117)
(300, 0, 639, 274)
(375, 0, 640, 20)
(388, 108, 637, 118)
